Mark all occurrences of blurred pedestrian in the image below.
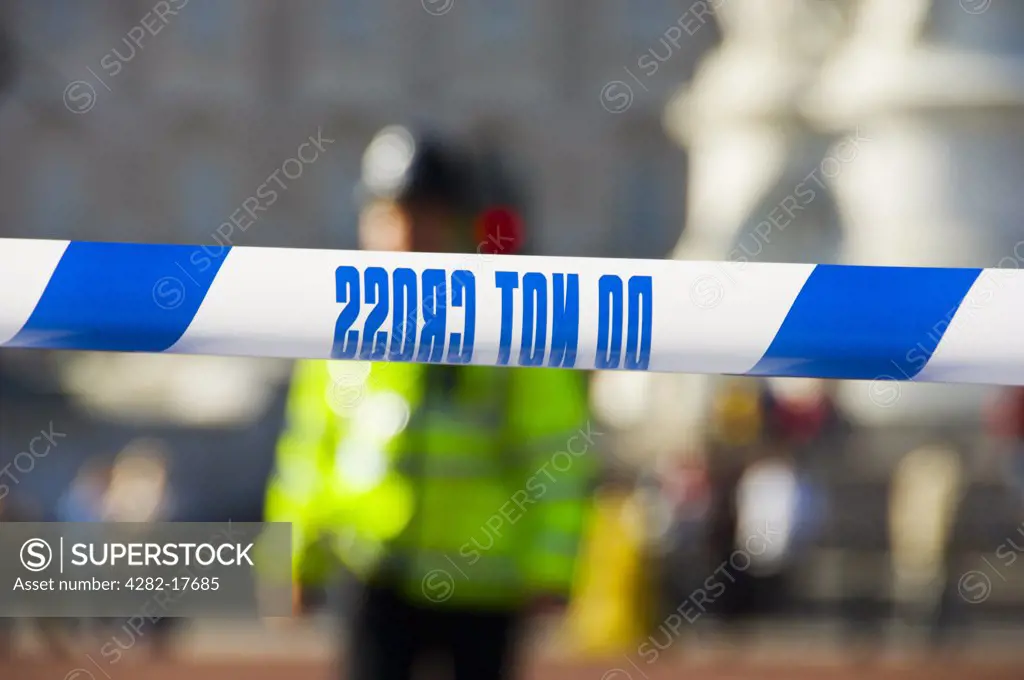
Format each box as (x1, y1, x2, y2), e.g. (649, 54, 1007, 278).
(56, 457, 112, 646)
(262, 125, 595, 680)
(888, 443, 965, 646)
(708, 378, 767, 452)
(651, 448, 711, 640)
(59, 457, 111, 523)
(733, 447, 799, 618)
(704, 378, 768, 626)
(768, 378, 852, 476)
(102, 438, 178, 660)
(102, 438, 175, 523)
(764, 379, 846, 577)
(0, 491, 74, 659)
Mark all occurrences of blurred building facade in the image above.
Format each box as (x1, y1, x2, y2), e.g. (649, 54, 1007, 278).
(0, 0, 714, 260)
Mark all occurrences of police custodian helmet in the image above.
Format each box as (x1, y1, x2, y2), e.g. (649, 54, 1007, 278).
(358, 125, 479, 215)
(358, 124, 526, 254)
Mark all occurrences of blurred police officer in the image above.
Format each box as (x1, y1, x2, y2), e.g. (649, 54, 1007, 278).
(264, 125, 595, 680)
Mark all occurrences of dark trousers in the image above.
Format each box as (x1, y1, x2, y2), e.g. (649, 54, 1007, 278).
(346, 583, 521, 680)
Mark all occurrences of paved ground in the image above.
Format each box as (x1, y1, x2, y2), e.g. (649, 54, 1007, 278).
(4, 622, 1023, 680)
(5, 655, 1024, 680)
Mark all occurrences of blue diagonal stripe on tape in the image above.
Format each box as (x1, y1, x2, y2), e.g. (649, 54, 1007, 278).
(7, 241, 229, 352)
(748, 264, 982, 380)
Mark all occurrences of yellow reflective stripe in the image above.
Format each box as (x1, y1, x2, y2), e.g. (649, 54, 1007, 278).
(424, 408, 503, 429)
(329, 535, 522, 588)
(528, 550, 577, 573)
(528, 475, 591, 501)
(408, 415, 503, 438)
(533, 529, 583, 556)
(387, 548, 521, 582)
(533, 502, 588, 534)
(412, 435, 503, 460)
(520, 429, 588, 455)
(414, 489, 516, 550)
(525, 553, 577, 592)
(395, 456, 501, 479)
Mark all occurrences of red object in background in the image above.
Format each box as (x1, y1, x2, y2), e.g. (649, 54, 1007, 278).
(774, 397, 829, 446)
(987, 386, 1024, 439)
(475, 206, 524, 255)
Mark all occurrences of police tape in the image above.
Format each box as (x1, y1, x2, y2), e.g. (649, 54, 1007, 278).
(0, 237, 1021, 385)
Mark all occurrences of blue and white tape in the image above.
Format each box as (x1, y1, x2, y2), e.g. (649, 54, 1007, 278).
(0, 237, 1020, 385)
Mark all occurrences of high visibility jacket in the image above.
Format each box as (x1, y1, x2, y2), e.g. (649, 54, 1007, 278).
(264, 359, 596, 609)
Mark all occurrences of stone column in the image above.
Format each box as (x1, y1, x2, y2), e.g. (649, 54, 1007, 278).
(804, 0, 1024, 426)
(606, 0, 852, 459)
